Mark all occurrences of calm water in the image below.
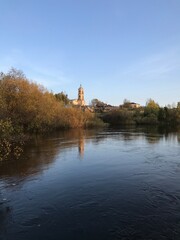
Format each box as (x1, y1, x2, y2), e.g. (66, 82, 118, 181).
(1, 127, 180, 240)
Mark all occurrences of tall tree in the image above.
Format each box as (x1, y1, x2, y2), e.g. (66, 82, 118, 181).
(55, 92, 69, 105)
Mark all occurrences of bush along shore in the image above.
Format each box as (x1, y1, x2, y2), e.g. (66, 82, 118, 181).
(0, 68, 104, 161)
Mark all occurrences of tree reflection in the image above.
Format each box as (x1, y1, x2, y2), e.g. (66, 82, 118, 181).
(78, 137, 84, 158)
(0, 202, 11, 235)
(0, 129, 98, 181)
(0, 127, 180, 184)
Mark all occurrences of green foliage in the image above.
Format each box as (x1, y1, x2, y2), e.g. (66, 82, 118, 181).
(139, 99, 159, 124)
(84, 113, 106, 128)
(144, 99, 159, 118)
(158, 107, 167, 122)
(0, 119, 24, 161)
(54, 92, 69, 105)
(102, 109, 135, 125)
(102, 99, 180, 127)
(146, 98, 159, 109)
(91, 98, 106, 107)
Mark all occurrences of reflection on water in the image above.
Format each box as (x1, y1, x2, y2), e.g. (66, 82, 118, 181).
(0, 126, 180, 240)
(78, 137, 84, 157)
(0, 129, 93, 180)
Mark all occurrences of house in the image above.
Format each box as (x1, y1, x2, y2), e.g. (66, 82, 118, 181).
(129, 102, 140, 108)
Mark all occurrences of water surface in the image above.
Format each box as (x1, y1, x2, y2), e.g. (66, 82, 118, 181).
(1, 127, 180, 240)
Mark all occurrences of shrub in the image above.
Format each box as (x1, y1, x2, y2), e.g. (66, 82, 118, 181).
(0, 119, 25, 161)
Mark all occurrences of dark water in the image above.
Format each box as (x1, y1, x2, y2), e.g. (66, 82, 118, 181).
(1, 127, 180, 240)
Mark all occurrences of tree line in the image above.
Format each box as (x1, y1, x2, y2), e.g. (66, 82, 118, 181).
(102, 99, 180, 126)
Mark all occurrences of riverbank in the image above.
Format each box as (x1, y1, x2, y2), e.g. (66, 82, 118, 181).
(1, 69, 180, 161)
(101, 105, 180, 127)
(0, 69, 105, 161)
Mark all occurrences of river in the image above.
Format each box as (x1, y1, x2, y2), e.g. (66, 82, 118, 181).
(0, 127, 180, 240)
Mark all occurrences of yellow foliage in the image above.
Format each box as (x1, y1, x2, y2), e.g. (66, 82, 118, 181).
(0, 68, 103, 161)
(0, 68, 103, 133)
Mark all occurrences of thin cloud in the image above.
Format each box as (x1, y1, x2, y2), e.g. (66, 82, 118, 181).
(121, 46, 180, 81)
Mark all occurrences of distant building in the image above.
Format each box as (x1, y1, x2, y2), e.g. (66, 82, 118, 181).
(120, 102, 141, 109)
(71, 85, 86, 106)
(129, 102, 140, 108)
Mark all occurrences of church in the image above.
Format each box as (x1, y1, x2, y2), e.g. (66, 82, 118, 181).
(71, 85, 86, 106)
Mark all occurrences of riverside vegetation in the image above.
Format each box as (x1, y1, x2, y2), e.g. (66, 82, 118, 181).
(0, 68, 103, 161)
(102, 99, 180, 126)
(1, 68, 180, 161)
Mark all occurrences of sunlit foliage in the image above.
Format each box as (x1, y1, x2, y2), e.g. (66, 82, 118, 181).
(0, 68, 101, 132)
(0, 68, 104, 160)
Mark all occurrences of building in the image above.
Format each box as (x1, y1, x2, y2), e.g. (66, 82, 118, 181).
(129, 102, 141, 108)
(120, 101, 141, 109)
(71, 85, 86, 106)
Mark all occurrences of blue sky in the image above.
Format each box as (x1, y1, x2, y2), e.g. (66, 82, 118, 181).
(0, 0, 180, 106)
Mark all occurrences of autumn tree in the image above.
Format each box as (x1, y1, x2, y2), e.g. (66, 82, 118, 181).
(0, 68, 103, 132)
(0, 68, 106, 160)
(142, 99, 160, 124)
(146, 99, 159, 109)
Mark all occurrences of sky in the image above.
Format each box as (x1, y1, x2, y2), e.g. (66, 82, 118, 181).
(0, 0, 180, 106)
